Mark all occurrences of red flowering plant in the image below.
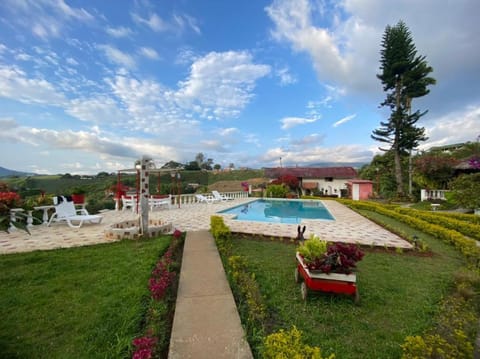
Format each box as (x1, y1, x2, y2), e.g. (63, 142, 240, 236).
(132, 336, 157, 359)
(131, 230, 185, 358)
(0, 184, 24, 232)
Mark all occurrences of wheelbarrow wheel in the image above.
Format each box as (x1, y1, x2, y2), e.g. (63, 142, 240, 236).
(294, 267, 302, 283)
(300, 282, 309, 301)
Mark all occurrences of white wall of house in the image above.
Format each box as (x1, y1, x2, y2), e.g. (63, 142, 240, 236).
(303, 178, 349, 197)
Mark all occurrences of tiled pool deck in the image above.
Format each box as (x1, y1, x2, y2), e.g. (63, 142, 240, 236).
(0, 199, 412, 255)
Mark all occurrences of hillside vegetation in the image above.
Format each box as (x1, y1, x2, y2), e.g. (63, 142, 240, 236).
(1, 170, 266, 213)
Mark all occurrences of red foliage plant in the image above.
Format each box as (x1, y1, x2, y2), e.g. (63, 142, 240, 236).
(306, 242, 364, 274)
(271, 174, 299, 189)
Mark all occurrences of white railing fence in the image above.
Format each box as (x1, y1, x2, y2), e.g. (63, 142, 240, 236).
(114, 191, 249, 211)
(420, 189, 448, 201)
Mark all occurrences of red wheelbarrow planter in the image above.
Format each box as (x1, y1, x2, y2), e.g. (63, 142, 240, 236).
(295, 252, 359, 303)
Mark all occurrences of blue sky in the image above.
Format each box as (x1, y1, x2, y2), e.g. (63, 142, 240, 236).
(0, 0, 479, 174)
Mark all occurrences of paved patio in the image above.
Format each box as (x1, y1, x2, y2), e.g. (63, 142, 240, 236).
(0, 199, 412, 255)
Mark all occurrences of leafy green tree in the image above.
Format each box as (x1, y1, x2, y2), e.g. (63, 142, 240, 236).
(96, 171, 110, 178)
(449, 173, 480, 210)
(184, 161, 200, 171)
(414, 153, 459, 189)
(265, 184, 287, 198)
(195, 152, 205, 166)
(161, 160, 183, 169)
(359, 152, 402, 198)
(372, 20, 436, 197)
(214, 164, 221, 170)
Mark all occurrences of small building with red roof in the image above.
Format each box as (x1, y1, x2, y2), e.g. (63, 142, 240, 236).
(264, 167, 358, 197)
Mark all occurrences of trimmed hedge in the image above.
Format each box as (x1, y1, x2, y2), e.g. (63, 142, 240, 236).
(338, 199, 480, 264)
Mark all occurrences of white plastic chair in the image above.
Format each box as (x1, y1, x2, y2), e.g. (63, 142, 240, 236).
(48, 196, 103, 228)
(149, 195, 172, 211)
(212, 190, 233, 201)
(195, 194, 219, 204)
(121, 195, 137, 212)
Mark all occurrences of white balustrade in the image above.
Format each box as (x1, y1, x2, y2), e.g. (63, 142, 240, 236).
(420, 189, 448, 201)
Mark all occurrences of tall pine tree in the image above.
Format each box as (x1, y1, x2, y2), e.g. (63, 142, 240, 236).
(372, 21, 435, 197)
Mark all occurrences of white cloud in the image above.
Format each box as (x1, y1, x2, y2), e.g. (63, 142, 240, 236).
(280, 116, 317, 130)
(421, 105, 480, 150)
(139, 47, 160, 60)
(0, 64, 65, 105)
(276, 67, 297, 86)
(173, 13, 201, 34)
(132, 12, 168, 32)
(290, 133, 324, 146)
(218, 127, 239, 137)
(332, 114, 356, 127)
(261, 143, 373, 166)
(97, 45, 136, 69)
(266, 0, 480, 113)
(106, 26, 133, 38)
(66, 96, 130, 125)
(2, 0, 94, 39)
(175, 51, 271, 119)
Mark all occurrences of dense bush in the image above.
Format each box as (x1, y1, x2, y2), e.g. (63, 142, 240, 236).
(263, 326, 334, 359)
(265, 184, 287, 198)
(449, 173, 480, 210)
(339, 199, 480, 263)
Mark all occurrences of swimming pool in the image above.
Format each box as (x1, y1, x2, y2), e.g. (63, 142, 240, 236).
(218, 199, 335, 224)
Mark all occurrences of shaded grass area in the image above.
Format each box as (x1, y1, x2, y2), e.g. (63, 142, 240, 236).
(0, 237, 171, 359)
(231, 213, 466, 359)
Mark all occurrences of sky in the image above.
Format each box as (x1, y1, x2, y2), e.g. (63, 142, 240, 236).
(0, 0, 479, 175)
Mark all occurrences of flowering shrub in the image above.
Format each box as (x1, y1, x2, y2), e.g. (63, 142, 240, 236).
(468, 157, 480, 169)
(271, 174, 299, 190)
(132, 336, 157, 359)
(0, 191, 22, 232)
(149, 247, 175, 300)
(263, 326, 335, 359)
(131, 231, 185, 359)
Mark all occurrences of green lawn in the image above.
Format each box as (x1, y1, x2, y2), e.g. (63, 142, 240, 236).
(0, 237, 171, 359)
(230, 213, 467, 358)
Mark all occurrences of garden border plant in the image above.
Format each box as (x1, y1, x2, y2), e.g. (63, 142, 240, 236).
(210, 215, 333, 358)
(213, 200, 479, 357)
(131, 229, 185, 359)
(336, 199, 480, 357)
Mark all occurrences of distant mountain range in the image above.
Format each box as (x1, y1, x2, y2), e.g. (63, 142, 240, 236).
(0, 166, 37, 177)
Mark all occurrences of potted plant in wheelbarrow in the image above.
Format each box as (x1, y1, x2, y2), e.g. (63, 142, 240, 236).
(295, 236, 364, 302)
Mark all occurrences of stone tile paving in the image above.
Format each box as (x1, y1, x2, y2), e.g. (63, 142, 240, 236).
(0, 199, 412, 255)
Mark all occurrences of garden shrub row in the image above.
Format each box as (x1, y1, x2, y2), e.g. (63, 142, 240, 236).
(433, 211, 480, 225)
(210, 215, 330, 358)
(394, 207, 480, 242)
(401, 269, 480, 358)
(339, 199, 480, 264)
(337, 200, 480, 358)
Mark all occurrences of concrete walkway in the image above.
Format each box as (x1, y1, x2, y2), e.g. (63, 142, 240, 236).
(168, 230, 253, 359)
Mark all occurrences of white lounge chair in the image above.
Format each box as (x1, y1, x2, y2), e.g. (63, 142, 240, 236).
(212, 190, 233, 201)
(48, 196, 103, 228)
(121, 195, 137, 212)
(149, 195, 171, 211)
(195, 194, 219, 204)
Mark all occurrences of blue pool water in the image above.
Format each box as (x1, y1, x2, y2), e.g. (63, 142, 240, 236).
(218, 199, 334, 224)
